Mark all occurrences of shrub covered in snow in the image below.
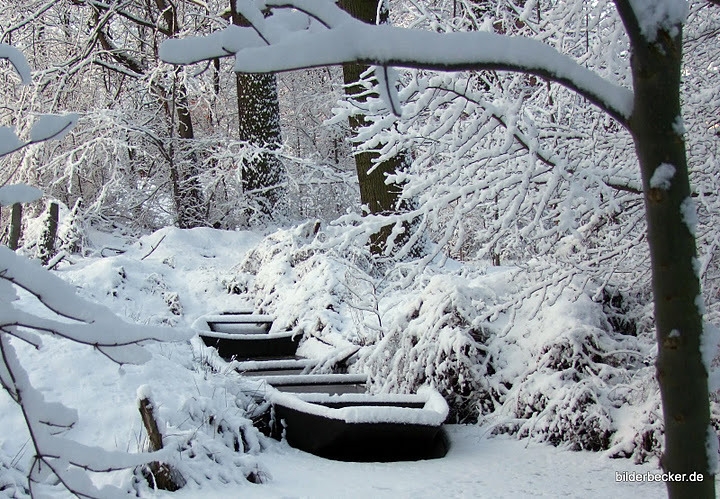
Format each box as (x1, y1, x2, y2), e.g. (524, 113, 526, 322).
(224, 225, 706, 461)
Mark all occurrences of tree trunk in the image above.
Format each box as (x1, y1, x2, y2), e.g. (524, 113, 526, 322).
(39, 202, 58, 265)
(169, 72, 205, 229)
(339, 0, 412, 255)
(235, 72, 285, 216)
(629, 26, 715, 499)
(229, 1, 286, 221)
(155, 0, 205, 229)
(9, 203, 22, 250)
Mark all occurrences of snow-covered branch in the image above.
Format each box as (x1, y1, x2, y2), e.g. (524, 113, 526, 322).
(0, 333, 170, 499)
(0, 44, 193, 497)
(160, 0, 634, 125)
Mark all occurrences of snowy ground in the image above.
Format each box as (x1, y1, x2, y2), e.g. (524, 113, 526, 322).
(0, 227, 705, 497)
(168, 427, 668, 499)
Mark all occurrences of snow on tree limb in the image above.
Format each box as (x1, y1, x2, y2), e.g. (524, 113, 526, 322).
(160, 1, 634, 125)
(0, 41, 196, 498)
(0, 247, 192, 347)
(0, 334, 171, 499)
(0, 184, 42, 206)
(0, 43, 32, 84)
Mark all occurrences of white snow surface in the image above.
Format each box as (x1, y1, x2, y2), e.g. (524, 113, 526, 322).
(0, 126, 24, 156)
(29, 113, 79, 143)
(629, 0, 688, 41)
(268, 385, 448, 425)
(166, 426, 667, 499)
(0, 42, 32, 83)
(680, 196, 698, 235)
(649, 163, 676, 190)
(0, 184, 42, 206)
(0, 226, 713, 497)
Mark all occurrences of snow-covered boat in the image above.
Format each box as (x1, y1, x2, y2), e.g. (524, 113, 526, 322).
(268, 387, 450, 461)
(247, 373, 369, 394)
(193, 313, 300, 360)
(233, 357, 318, 376)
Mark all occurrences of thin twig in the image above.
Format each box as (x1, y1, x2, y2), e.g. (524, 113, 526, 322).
(141, 234, 167, 261)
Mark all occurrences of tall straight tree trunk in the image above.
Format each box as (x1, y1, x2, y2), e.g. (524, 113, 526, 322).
(169, 73, 205, 229)
(229, 1, 286, 221)
(339, 0, 411, 255)
(235, 73, 285, 216)
(156, 0, 205, 229)
(8, 203, 22, 250)
(626, 20, 715, 499)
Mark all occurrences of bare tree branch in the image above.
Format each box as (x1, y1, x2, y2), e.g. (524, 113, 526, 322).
(612, 0, 644, 48)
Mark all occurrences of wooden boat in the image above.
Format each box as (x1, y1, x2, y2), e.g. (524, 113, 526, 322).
(195, 311, 449, 462)
(193, 313, 300, 360)
(267, 387, 450, 462)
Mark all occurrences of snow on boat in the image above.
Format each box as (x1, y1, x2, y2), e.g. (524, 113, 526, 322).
(233, 358, 318, 376)
(193, 313, 300, 360)
(268, 387, 450, 461)
(247, 373, 368, 394)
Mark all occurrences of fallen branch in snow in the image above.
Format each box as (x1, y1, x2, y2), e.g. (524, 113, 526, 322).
(140, 234, 167, 261)
(45, 250, 69, 270)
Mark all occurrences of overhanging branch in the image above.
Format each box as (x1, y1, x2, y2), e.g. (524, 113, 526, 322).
(162, 4, 634, 127)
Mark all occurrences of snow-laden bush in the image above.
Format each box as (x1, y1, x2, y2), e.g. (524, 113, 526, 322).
(225, 221, 375, 349)
(0, 448, 28, 497)
(227, 226, 679, 460)
(485, 292, 650, 452)
(359, 273, 497, 423)
(132, 376, 269, 494)
(15, 199, 89, 262)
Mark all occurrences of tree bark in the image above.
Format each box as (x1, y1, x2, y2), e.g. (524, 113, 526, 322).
(339, 0, 412, 255)
(627, 22, 715, 499)
(168, 71, 205, 229)
(9, 203, 22, 250)
(39, 202, 58, 265)
(229, 1, 286, 221)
